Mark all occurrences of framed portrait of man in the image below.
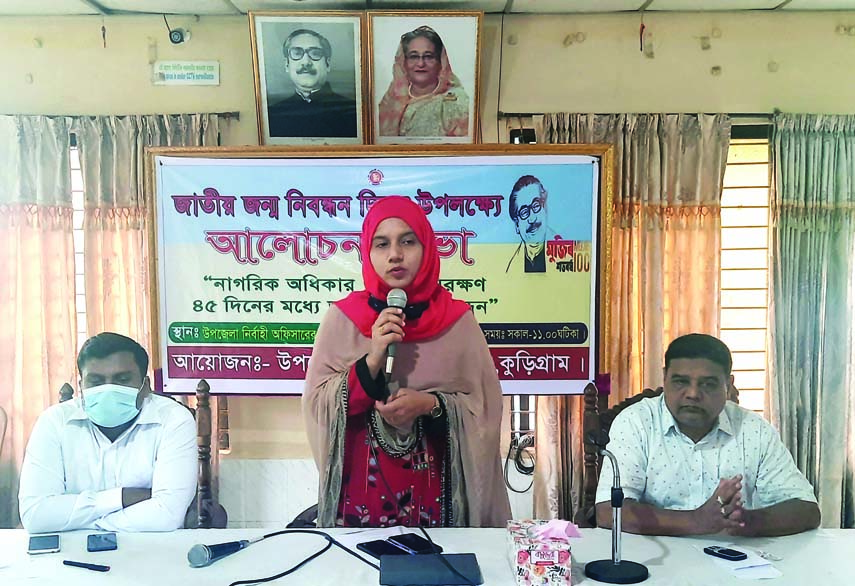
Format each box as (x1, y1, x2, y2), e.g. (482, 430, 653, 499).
(249, 12, 366, 146)
(367, 11, 481, 145)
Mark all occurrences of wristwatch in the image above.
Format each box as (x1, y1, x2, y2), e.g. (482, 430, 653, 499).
(429, 395, 443, 419)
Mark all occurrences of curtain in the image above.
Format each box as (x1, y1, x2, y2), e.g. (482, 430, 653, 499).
(74, 114, 221, 350)
(533, 386, 584, 521)
(74, 114, 224, 502)
(769, 114, 855, 527)
(0, 116, 76, 528)
(533, 113, 731, 519)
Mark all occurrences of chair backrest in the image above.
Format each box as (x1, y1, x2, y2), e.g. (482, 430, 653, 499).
(59, 383, 74, 403)
(287, 503, 318, 528)
(575, 385, 664, 528)
(57, 379, 226, 528)
(575, 382, 741, 527)
(0, 405, 7, 460)
(192, 379, 228, 529)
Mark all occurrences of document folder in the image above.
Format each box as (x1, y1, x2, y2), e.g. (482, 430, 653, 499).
(379, 553, 483, 585)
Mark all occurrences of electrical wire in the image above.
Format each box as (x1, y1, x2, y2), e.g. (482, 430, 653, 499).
(226, 420, 476, 586)
(226, 529, 379, 586)
(415, 525, 478, 586)
(367, 426, 477, 586)
(496, 14, 504, 122)
(504, 432, 535, 493)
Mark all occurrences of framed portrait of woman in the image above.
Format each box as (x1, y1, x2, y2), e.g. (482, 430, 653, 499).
(249, 12, 366, 146)
(367, 11, 481, 145)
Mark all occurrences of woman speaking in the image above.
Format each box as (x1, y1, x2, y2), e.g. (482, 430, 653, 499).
(303, 196, 510, 528)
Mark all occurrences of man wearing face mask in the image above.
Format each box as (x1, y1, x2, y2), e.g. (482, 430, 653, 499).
(18, 332, 197, 532)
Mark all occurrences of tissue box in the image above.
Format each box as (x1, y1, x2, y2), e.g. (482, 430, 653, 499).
(507, 520, 572, 586)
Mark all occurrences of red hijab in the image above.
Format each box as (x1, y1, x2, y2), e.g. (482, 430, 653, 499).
(334, 196, 470, 342)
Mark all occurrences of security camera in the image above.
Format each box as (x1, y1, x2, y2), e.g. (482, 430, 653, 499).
(169, 28, 191, 44)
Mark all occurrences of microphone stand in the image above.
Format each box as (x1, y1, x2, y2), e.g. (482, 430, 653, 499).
(584, 448, 648, 584)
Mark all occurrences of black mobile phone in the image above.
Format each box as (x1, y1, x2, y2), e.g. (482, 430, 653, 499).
(356, 539, 411, 560)
(87, 532, 118, 552)
(703, 545, 748, 561)
(27, 534, 61, 555)
(387, 533, 443, 555)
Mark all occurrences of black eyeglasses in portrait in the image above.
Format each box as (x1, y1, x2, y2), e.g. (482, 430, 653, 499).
(516, 197, 545, 221)
(405, 51, 438, 64)
(288, 46, 328, 61)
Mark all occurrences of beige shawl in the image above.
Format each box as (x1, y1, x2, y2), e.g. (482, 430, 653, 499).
(303, 305, 511, 527)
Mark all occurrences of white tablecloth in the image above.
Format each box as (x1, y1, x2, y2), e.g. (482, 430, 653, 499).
(1, 527, 853, 585)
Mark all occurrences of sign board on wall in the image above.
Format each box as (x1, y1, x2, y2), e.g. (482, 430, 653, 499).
(153, 61, 220, 85)
(149, 146, 613, 395)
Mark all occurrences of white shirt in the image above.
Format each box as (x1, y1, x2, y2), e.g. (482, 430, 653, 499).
(19, 393, 197, 533)
(596, 395, 817, 510)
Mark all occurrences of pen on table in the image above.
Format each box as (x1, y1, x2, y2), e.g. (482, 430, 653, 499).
(63, 560, 111, 572)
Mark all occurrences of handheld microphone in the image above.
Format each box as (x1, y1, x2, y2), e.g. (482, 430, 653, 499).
(384, 288, 408, 380)
(187, 537, 262, 568)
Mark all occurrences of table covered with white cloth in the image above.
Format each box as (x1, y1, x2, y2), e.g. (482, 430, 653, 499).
(1, 527, 852, 585)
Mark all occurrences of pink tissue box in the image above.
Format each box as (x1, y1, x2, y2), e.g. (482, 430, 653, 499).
(507, 520, 572, 586)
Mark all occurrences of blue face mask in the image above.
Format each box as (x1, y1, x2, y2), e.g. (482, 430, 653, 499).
(82, 383, 142, 428)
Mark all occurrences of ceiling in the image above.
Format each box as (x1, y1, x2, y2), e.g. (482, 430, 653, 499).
(3, 0, 855, 17)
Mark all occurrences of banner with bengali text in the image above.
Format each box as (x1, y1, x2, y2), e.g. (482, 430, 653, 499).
(153, 151, 603, 395)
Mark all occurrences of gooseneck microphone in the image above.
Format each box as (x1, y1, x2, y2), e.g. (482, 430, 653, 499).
(384, 288, 408, 380)
(187, 536, 263, 568)
(583, 430, 648, 584)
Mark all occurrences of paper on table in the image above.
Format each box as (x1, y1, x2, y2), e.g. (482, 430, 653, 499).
(731, 565, 783, 580)
(709, 548, 782, 580)
(0, 549, 27, 571)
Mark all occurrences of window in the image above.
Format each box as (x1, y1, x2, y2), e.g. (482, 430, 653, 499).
(71, 144, 87, 349)
(719, 134, 770, 414)
(510, 394, 536, 443)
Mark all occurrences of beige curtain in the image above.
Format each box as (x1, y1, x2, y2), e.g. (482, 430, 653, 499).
(74, 114, 221, 349)
(0, 116, 77, 527)
(533, 113, 732, 519)
(769, 114, 855, 527)
(74, 114, 223, 500)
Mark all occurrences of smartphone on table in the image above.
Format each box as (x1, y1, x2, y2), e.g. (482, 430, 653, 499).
(703, 545, 748, 561)
(387, 533, 443, 555)
(356, 539, 411, 560)
(87, 532, 118, 552)
(27, 534, 61, 555)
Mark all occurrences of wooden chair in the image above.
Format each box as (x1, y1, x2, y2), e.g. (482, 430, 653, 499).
(58, 379, 226, 528)
(287, 503, 318, 528)
(0, 405, 7, 461)
(575, 385, 664, 528)
(192, 380, 228, 529)
(575, 382, 741, 527)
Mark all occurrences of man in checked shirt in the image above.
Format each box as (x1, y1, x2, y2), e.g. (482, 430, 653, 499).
(596, 333, 820, 536)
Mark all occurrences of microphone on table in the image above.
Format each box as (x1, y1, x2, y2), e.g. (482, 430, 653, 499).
(583, 430, 649, 584)
(187, 537, 263, 568)
(384, 288, 408, 384)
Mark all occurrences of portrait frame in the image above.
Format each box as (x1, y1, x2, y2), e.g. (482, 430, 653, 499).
(367, 11, 482, 145)
(249, 11, 366, 146)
